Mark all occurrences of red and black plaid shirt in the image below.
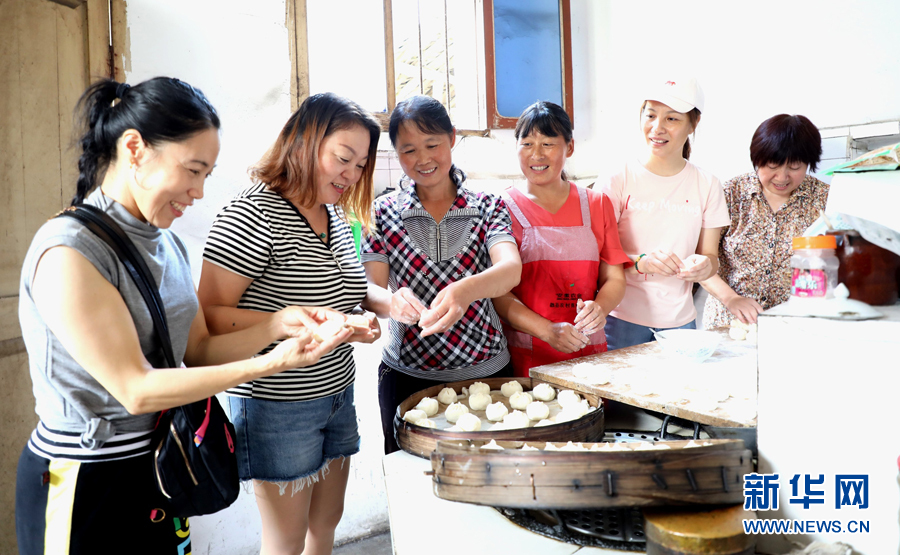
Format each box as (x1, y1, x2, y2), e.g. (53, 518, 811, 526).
(361, 181, 516, 380)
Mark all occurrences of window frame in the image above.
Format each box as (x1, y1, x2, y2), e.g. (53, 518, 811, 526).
(288, 0, 573, 134)
(483, 0, 574, 129)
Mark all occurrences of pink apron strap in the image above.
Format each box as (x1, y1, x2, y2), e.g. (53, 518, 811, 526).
(502, 191, 532, 228)
(577, 185, 591, 228)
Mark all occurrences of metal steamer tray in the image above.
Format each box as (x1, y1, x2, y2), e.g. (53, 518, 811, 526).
(394, 377, 605, 459)
(429, 438, 751, 509)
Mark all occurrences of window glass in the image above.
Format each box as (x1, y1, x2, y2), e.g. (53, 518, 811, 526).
(307, 0, 388, 113)
(493, 0, 563, 117)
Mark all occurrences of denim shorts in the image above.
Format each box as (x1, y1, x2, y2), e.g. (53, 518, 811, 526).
(604, 314, 696, 351)
(227, 384, 360, 484)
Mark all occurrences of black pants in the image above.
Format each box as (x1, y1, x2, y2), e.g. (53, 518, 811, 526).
(16, 446, 189, 555)
(377, 361, 514, 454)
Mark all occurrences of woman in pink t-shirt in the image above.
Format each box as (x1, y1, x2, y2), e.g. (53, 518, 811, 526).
(601, 77, 730, 350)
(493, 101, 630, 376)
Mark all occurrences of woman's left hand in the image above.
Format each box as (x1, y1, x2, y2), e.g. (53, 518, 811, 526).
(419, 281, 474, 337)
(675, 254, 712, 282)
(347, 312, 382, 344)
(573, 299, 606, 334)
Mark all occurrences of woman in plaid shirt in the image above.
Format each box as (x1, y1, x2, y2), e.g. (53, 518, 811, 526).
(360, 96, 522, 454)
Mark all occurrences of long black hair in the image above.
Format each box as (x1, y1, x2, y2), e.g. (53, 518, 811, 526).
(388, 95, 465, 187)
(73, 77, 220, 204)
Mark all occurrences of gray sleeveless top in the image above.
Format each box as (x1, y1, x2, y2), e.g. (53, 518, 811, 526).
(18, 189, 198, 450)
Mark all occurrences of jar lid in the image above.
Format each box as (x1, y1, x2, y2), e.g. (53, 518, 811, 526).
(792, 235, 837, 250)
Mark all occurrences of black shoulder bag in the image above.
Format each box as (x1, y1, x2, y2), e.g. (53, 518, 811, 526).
(57, 204, 240, 518)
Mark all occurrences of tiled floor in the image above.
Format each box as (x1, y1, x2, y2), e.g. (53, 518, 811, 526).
(334, 532, 392, 555)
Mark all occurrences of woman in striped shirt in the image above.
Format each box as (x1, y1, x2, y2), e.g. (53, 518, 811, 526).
(198, 93, 381, 555)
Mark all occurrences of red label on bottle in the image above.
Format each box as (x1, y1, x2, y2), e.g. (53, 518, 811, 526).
(791, 268, 827, 297)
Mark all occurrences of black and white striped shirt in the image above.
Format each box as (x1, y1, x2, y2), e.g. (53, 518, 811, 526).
(29, 422, 153, 462)
(203, 183, 367, 401)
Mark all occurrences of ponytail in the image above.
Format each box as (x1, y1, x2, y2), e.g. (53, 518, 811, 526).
(682, 138, 691, 160)
(682, 108, 702, 161)
(72, 77, 220, 205)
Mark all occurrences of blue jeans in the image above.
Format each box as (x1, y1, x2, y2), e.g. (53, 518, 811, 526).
(604, 314, 696, 351)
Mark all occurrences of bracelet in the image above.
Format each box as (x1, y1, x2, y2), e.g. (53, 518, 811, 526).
(634, 253, 647, 275)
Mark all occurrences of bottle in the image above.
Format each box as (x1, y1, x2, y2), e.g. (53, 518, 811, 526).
(790, 236, 839, 299)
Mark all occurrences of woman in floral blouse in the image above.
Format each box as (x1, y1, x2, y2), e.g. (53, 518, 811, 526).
(701, 114, 829, 328)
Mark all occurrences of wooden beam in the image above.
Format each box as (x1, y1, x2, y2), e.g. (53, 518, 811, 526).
(85, 0, 112, 80)
(47, 0, 87, 8)
(110, 0, 127, 81)
(286, 0, 309, 111)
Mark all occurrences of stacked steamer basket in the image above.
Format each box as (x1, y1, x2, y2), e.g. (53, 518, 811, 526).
(394, 377, 604, 459)
(430, 438, 751, 509)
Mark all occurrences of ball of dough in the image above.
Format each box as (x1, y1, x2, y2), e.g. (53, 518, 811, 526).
(415, 397, 439, 417)
(557, 390, 582, 408)
(313, 319, 346, 342)
(469, 382, 491, 396)
(480, 439, 504, 450)
(345, 314, 370, 329)
(455, 413, 482, 432)
(729, 326, 748, 341)
(534, 419, 555, 427)
(502, 410, 531, 429)
(444, 402, 469, 423)
(485, 402, 509, 422)
(436, 387, 458, 405)
(531, 383, 556, 402)
(500, 380, 524, 397)
(417, 418, 436, 428)
(468, 392, 492, 411)
(509, 391, 533, 410)
(402, 409, 427, 424)
(525, 401, 550, 421)
(554, 408, 580, 423)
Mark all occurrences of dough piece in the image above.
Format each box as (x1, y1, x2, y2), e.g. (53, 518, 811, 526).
(480, 439, 504, 450)
(415, 397, 439, 417)
(502, 410, 531, 429)
(444, 402, 469, 424)
(534, 419, 555, 427)
(557, 390, 582, 408)
(542, 443, 560, 451)
(729, 326, 748, 341)
(455, 413, 482, 432)
(589, 443, 607, 451)
(468, 392, 492, 411)
(436, 387, 458, 405)
(531, 383, 556, 402)
(500, 380, 524, 397)
(555, 401, 589, 423)
(571, 362, 600, 378)
(417, 418, 437, 429)
(559, 441, 588, 452)
(485, 402, 509, 422)
(684, 440, 701, 448)
(469, 382, 491, 396)
(509, 391, 534, 410)
(730, 318, 750, 331)
(489, 422, 509, 431)
(345, 314, 370, 329)
(525, 401, 550, 421)
(579, 367, 612, 385)
(520, 444, 539, 451)
(313, 319, 347, 342)
(402, 409, 427, 424)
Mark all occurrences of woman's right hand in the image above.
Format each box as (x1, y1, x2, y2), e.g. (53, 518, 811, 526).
(725, 295, 764, 324)
(541, 321, 589, 354)
(390, 287, 428, 326)
(265, 326, 353, 373)
(638, 250, 686, 276)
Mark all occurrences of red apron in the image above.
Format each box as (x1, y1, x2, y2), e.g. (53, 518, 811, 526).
(503, 187, 608, 377)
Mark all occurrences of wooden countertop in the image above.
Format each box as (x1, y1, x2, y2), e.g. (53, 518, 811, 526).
(530, 328, 758, 428)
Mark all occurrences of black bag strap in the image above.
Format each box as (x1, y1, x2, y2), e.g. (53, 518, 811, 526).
(56, 205, 176, 368)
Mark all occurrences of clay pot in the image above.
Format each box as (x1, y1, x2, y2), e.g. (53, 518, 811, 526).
(828, 230, 900, 305)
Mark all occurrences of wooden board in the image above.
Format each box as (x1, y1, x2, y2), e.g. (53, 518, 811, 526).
(431, 438, 751, 509)
(530, 328, 757, 428)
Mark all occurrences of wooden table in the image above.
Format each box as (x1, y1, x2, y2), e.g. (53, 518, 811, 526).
(530, 328, 757, 428)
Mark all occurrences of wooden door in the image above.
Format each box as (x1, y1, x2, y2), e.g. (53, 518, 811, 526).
(0, 0, 118, 551)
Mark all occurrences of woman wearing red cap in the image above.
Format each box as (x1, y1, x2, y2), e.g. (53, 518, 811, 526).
(601, 77, 730, 349)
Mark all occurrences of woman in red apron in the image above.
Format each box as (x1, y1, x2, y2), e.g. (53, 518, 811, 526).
(494, 101, 630, 377)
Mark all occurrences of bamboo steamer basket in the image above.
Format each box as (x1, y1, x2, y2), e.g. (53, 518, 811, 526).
(394, 377, 604, 459)
(430, 438, 751, 509)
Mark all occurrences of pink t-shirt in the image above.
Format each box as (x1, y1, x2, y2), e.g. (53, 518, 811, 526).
(602, 160, 730, 327)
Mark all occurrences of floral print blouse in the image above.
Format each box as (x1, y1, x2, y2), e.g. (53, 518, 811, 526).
(703, 172, 830, 329)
